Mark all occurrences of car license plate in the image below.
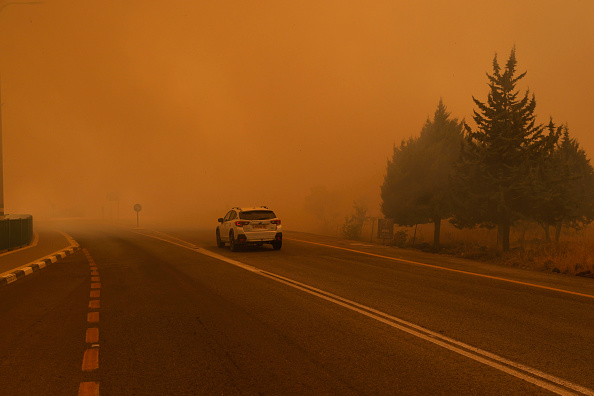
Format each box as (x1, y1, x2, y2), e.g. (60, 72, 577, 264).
(254, 224, 266, 229)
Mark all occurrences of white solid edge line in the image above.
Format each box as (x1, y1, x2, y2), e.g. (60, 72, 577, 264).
(200, 248, 594, 396)
(286, 237, 594, 300)
(129, 228, 593, 396)
(259, 270, 594, 396)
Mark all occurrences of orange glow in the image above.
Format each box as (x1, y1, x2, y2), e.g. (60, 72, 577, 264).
(1, 1, 592, 230)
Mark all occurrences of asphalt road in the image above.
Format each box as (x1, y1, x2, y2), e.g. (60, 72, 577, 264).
(1, 220, 593, 395)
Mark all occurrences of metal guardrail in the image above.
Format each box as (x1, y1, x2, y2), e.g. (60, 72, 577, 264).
(0, 214, 33, 251)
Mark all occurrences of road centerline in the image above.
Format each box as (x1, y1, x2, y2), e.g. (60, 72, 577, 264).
(80, 248, 100, 395)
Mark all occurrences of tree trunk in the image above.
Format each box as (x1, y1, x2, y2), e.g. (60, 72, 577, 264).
(498, 220, 510, 252)
(555, 221, 562, 243)
(433, 217, 441, 249)
(519, 223, 527, 249)
(543, 225, 550, 243)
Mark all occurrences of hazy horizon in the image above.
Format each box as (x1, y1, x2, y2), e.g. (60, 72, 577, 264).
(2, 0, 593, 231)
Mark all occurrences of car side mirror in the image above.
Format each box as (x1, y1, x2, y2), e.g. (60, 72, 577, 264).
(218, 218, 224, 223)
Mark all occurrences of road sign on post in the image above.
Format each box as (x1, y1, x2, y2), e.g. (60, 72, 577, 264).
(377, 218, 394, 243)
(133, 204, 142, 228)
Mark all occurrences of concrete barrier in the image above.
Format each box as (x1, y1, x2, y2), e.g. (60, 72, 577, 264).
(0, 214, 33, 251)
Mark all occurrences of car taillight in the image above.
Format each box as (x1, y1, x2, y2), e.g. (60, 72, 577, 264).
(271, 219, 281, 225)
(235, 221, 250, 227)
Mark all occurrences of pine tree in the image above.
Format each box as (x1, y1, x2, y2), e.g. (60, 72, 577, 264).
(536, 125, 594, 242)
(451, 48, 548, 251)
(381, 137, 423, 225)
(381, 99, 463, 248)
(521, 119, 562, 241)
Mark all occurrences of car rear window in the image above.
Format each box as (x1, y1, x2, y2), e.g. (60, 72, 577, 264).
(239, 210, 276, 220)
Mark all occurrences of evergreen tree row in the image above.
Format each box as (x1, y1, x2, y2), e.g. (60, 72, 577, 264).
(381, 48, 594, 251)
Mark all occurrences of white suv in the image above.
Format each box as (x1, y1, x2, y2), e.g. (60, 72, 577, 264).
(216, 207, 282, 251)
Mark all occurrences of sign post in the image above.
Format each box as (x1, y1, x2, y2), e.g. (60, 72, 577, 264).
(133, 204, 142, 228)
(377, 218, 394, 244)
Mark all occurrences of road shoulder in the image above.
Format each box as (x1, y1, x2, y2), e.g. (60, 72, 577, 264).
(0, 224, 80, 287)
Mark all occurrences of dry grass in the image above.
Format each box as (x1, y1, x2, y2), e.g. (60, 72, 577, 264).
(363, 220, 594, 277)
(508, 228, 594, 276)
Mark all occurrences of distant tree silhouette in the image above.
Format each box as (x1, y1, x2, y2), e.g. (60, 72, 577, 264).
(528, 122, 594, 242)
(304, 185, 342, 234)
(342, 201, 368, 240)
(381, 99, 463, 248)
(520, 119, 562, 242)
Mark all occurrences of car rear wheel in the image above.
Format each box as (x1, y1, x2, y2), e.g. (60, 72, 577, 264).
(229, 231, 238, 252)
(272, 240, 282, 250)
(216, 229, 225, 248)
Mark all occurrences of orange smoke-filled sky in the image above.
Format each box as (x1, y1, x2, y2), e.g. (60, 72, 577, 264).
(1, 0, 593, 226)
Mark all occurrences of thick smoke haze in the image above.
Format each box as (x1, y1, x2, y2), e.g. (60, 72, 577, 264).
(1, 0, 593, 229)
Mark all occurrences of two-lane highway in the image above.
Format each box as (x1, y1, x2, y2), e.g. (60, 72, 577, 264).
(1, 220, 593, 395)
